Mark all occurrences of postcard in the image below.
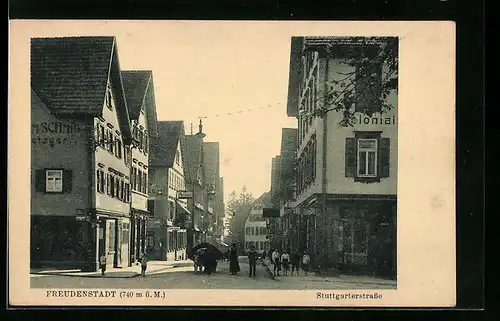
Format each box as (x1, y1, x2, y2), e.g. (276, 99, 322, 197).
(8, 20, 456, 307)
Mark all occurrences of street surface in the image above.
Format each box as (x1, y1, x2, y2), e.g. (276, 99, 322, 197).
(31, 257, 396, 290)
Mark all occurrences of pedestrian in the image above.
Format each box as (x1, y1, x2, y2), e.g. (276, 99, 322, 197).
(205, 247, 217, 276)
(99, 254, 107, 276)
(261, 250, 266, 261)
(281, 251, 290, 276)
(194, 250, 202, 274)
(271, 248, 281, 276)
(229, 243, 240, 275)
(248, 245, 257, 278)
(302, 252, 311, 276)
(290, 251, 300, 276)
(140, 253, 148, 277)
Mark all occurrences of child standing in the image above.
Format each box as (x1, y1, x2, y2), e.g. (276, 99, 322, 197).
(302, 252, 311, 276)
(140, 253, 148, 277)
(99, 254, 107, 276)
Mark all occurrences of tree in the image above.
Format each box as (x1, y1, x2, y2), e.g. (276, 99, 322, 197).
(302, 36, 398, 127)
(225, 186, 255, 249)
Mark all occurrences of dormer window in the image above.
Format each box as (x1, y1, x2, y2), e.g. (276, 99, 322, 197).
(175, 150, 180, 165)
(105, 85, 113, 110)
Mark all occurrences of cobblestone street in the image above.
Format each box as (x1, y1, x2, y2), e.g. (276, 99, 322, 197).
(31, 258, 396, 290)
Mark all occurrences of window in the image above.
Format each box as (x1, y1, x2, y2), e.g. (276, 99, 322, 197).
(256, 227, 259, 235)
(138, 169, 143, 193)
(124, 146, 129, 165)
(97, 169, 105, 193)
(144, 132, 148, 154)
(175, 150, 180, 164)
(357, 139, 377, 177)
(143, 172, 147, 194)
(345, 133, 390, 182)
(95, 123, 106, 147)
(138, 130, 143, 151)
(343, 219, 369, 265)
(106, 130, 114, 153)
(132, 168, 137, 191)
(105, 86, 113, 110)
(122, 223, 129, 245)
(355, 60, 382, 114)
(115, 138, 122, 158)
(46, 170, 63, 192)
(108, 220, 116, 254)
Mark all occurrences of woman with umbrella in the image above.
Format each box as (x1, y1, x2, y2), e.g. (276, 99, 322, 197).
(229, 243, 240, 275)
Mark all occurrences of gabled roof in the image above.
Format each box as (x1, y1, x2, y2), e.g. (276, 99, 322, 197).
(121, 70, 152, 120)
(31, 36, 132, 143)
(149, 121, 184, 168)
(184, 135, 204, 181)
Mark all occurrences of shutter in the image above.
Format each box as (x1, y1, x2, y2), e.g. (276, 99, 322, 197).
(345, 138, 356, 177)
(379, 138, 390, 178)
(63, 170, 73, 193)
(35, 169, 46, 193)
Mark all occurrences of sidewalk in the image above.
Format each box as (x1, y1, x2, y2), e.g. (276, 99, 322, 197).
(30, 260, 193, 278)
(261, 259, 396, 287)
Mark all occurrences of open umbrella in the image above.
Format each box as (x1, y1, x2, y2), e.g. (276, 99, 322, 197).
(189, 242, 224, 260)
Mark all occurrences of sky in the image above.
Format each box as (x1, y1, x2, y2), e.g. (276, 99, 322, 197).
(112, 22, 298, 202)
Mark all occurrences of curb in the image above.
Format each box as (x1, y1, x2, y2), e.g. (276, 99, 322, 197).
(31, 272, 141, 278)
(31, 263, 194, 279)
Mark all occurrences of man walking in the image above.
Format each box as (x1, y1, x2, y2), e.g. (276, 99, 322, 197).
(248, 245, 257, 278)
(272, 248, 281, 276)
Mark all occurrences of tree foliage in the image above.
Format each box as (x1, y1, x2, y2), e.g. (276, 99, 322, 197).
(303, 37, 398, 127)
(224, 186, 255, 248)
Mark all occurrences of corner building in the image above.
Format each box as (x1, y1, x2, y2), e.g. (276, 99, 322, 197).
(286, 37, 398, 278)
(30, 37, 133, 271)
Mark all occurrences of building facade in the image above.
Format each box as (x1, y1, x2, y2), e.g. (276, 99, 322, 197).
(285, 36, 398, 278)
(244, 203, 270, 255)
(148, 121, 190, 261)
(121, 70, 158, 265)
(184, 122, 208, 255)
(30, 37, 133, 271)
(202, 142, 222, 244)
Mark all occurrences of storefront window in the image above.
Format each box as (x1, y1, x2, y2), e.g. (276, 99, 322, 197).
(343, 219, 369, 265)
(108, 221, 116, 255)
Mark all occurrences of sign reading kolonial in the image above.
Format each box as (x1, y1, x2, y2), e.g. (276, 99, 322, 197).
(177, 191, 193, 199)
(353, 114, 397, 126)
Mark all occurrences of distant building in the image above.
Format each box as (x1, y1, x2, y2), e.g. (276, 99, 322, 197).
(244, 203, 269, 254)
(30, 36, 133, 271)
(148, 121, 190, 261)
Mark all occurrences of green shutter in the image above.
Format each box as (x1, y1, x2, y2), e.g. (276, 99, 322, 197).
(35, 169, 46, 193)
(345, 138, 356, 177)
(63, 170, 73, 193)
(379, 138, 390, 177)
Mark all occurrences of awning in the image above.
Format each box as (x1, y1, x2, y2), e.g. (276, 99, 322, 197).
(176, 201, 191, 215)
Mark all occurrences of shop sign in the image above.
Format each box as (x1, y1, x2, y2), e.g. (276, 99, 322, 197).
(177, 191, 193, 199)
(76, 208, 87, 221)
(31, 122, 82, 147)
